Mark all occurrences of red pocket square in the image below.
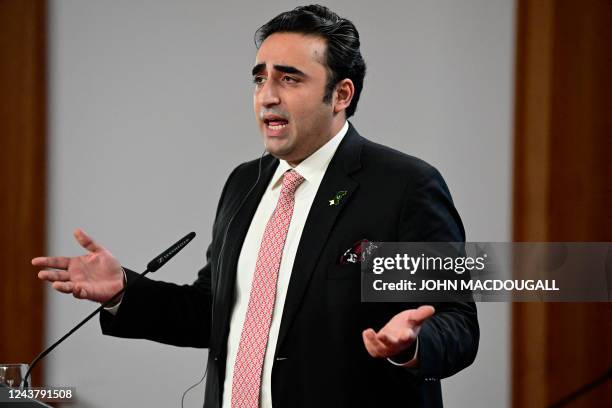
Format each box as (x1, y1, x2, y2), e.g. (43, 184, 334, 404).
(339, 239, 378, 264)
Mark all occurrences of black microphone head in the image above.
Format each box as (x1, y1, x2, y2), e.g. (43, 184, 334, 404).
(147, 231, 196, 272)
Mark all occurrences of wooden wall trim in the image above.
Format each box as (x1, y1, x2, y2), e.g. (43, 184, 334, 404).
(512, 0, 612, 407)
(0, 0, 47, 386)
(512, 1, 555, 406)
(513, 0, 554, 243)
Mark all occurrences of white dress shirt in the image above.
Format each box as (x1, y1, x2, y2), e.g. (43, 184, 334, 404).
(105, 120, 417, 405)
(222, 121, 348, 408)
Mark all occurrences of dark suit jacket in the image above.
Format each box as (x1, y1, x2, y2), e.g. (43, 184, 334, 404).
(100, 123, 479, 407)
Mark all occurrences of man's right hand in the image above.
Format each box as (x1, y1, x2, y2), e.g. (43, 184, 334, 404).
(32, 229, 124, 304)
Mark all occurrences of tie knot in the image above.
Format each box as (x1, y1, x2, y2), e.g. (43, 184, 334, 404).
(281, 170, 304, 195)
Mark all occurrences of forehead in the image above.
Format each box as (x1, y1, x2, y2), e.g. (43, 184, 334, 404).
(255, 32, 327, 69)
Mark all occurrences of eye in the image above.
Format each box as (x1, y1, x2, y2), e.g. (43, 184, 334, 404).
(282, 76, 298, 83)
(253, 76, 266, 85)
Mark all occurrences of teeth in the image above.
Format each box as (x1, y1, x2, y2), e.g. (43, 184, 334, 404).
(268, 123, 288, 130)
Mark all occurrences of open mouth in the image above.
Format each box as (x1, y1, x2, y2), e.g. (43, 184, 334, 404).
(264, 116, 289, 130)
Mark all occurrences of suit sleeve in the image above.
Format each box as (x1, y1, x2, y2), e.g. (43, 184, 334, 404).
(397, 164, 480, 379)
(99, 165, 242, 348)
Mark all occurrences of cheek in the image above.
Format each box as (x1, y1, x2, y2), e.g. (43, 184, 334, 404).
(253, 94, 260, 115)
(292, 95, 326, 123)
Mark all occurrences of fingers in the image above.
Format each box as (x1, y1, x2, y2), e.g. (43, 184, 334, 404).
(408, 305, 436, 325)
(72, 283, 89, 300)
(74, 228, 102, 253)
(52, 281, 88, 299)
(364, 328, 417, 359)
(363, 328, 392, 358)
(362, 328, 380, 357)
(31, 228, 102, 267)
(37, 269, 70, 282)
(390, 327, 415, 345)
(31, 256, 71, 270)
(379, 329, 414, 350)
(378, 331, 407, 347)
(52, 281, 74, 294)
(49, 281, 91, 300)
(364, 306, 435, 359)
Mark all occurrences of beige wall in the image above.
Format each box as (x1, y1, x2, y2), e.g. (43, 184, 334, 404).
(46, 1, 514, 406)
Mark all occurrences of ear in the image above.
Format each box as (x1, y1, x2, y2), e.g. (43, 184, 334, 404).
(333, 79, 355, 114)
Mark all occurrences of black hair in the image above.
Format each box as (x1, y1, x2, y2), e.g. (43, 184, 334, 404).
(254, 4, 366, 118)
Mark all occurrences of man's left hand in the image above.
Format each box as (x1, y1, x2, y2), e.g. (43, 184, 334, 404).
(362, 305, 435, 359)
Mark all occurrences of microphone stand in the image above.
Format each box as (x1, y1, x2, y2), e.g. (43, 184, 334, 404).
(22, 268, 150, 388)
(23, 231, 196, 388)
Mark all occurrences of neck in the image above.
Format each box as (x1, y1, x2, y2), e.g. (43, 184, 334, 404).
(287, 119, 345, 167)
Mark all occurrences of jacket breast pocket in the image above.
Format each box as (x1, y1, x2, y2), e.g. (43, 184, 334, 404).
(327, 261, 362, 280)
(326, 257, 362, 308)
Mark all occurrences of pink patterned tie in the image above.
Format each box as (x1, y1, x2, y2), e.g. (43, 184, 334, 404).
(231, 170, 305, 408)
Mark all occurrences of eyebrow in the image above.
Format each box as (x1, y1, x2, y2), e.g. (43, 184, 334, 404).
(251, 63, 307, 77)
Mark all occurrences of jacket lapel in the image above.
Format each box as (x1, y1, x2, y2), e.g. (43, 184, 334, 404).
(275, 124, 363, 353)
(212, 155, 278, 353)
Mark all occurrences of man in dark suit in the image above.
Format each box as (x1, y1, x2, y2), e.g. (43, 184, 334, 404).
(34, 5, 478, 407)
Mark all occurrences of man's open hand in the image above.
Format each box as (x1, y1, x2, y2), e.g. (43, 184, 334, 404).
(362, 305, 435, 360)
(32, 229, 124, 303)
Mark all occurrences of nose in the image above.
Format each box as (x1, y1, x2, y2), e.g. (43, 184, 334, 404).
(257, 80, 280, 107)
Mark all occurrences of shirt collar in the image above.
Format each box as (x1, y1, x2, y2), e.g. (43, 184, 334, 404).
(271, 121, 349, 188)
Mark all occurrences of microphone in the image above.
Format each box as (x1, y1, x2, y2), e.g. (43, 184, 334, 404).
(148, 231, 196, 272)
(23, 231, 197, 388)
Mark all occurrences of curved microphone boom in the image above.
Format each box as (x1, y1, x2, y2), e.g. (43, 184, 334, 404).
(23, 231, 197, 388)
